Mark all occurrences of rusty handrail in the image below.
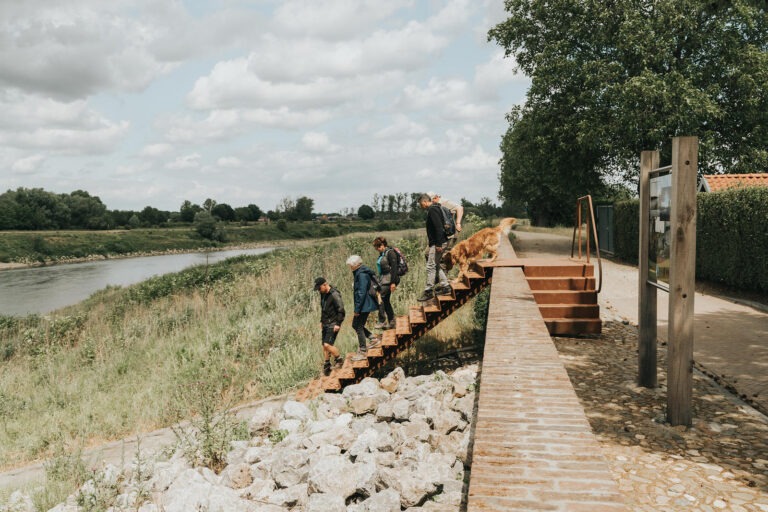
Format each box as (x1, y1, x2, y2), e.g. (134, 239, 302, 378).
(570, 195, 603, 293)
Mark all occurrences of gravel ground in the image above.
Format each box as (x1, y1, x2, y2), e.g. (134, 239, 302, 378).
(555, 317, 768, 511)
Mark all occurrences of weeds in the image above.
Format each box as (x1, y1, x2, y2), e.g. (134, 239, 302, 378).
(0, 227, 483, 472)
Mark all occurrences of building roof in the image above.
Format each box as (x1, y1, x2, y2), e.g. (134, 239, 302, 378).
(699, 173, 768, 192)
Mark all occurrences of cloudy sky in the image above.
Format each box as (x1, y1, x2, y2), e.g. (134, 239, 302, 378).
(0, 0, 530, 214)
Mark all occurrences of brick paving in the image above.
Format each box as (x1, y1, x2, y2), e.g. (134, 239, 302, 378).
(467, 237, 627, 510)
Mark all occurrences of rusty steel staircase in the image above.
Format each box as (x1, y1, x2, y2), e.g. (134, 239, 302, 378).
(295, 262, 494, 400)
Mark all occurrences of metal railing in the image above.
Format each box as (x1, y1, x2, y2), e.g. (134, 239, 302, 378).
(570, 195, 603, 293)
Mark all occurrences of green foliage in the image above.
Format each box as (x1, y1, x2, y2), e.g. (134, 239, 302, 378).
(268, 429, 288, 444)
(613, 199, 640, 263)
(613, 188, 768, 294)
(697, 187, 768, 293)
(194, 211, 226, 242)
(490, 0, 768, 224)
(357, 204, 375, 220)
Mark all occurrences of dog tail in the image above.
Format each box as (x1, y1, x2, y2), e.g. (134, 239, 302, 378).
(498, 217, 517, 235)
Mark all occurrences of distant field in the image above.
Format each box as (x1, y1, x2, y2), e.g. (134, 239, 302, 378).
(0, 219, 414, 264)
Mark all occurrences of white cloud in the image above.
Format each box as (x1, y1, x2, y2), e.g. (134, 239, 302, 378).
(11, 154, 45, 174)
(302, 132, 341, 153)
(140, 143, 173, 157)
(216, 156, 242, 168)
(374, 115, 428, 139)
(448, 145, 498, 171)
(165, 153, 202, 170)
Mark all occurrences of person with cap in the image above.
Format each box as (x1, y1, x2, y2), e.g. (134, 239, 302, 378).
(314, 276, 345, 376)
(417, 194, 452, 302)
(345, 255, 382, 362)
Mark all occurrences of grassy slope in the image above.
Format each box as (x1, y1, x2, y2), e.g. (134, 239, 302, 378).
(0, 227, 484, 470)
(0, 219, 410, 264)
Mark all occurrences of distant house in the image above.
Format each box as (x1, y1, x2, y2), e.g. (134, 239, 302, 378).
(698, 173, 768, 192)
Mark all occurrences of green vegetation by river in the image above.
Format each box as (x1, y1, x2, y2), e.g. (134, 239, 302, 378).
(0, 218, 415, 265)
(0, 225, 487, 474)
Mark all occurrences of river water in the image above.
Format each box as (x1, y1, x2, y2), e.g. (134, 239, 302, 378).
(0, 248, 274, 316)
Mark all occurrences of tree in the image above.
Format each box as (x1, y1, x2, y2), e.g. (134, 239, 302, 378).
(293, 196, 314, 221)
(357, 204, 375, 220)
(202, 198, 217, 213)
(211, 203, 236, 222)
(180, 200, 202, 223)
(490, 0, 768, 223)
(138, 206, 169, 227)
(193, 211, 225, 241)
(64, 190, 108, 229)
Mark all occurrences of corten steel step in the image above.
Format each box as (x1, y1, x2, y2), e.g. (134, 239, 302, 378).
(522, 262, 594, 278)
(538, 304, 600, 319)
(545, 318, 602, 335)
(532, 290, 598, 305)
(526, 276, 596, 291)
(296, 261, 494, 396)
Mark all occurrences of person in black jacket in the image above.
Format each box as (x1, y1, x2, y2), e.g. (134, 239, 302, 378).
(372, 236, 400, 330)
(314, 276, 345, 375)
(417, 193, 451, 302)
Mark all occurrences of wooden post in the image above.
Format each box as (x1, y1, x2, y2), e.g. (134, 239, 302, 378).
(638, 151, 659, 388)
(666, 136, 697, 426)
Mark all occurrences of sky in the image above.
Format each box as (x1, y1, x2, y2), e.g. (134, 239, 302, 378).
(0, 0, 531, 215)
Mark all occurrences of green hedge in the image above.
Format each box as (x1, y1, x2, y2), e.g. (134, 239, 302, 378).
(613, 200, 640, 263)
(611, 188, 768, 294)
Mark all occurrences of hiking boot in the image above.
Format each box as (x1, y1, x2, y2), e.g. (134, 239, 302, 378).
(434, 283, 452, 296)
(417, 289, 434, 302)
(350, 349, 368, 362)
(366, 337, 381, 349)
(323, 361, 331, 376)
(333, 358, 344, 370)
(373, 321, 387, 329)
(386, 320, 396, 330)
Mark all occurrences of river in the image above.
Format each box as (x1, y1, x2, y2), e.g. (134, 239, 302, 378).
(0, 248, 274, 316)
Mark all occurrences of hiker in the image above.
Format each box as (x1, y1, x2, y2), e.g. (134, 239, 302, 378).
(417, 194, 451, 302)
(314, 276, 345, 376)
(372, 236, 399, 330)
(346, 255, 382, 362)
(427, 191, 464, 247)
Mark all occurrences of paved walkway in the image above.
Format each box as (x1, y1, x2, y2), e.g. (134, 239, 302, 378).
(513, 230, 768, 415)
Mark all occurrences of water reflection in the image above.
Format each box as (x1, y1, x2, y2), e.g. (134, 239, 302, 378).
(0, 248, 273, 316)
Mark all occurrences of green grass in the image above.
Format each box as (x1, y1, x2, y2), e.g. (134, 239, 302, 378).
(0, 218, 417, 264)
(0, 221, 489, 474)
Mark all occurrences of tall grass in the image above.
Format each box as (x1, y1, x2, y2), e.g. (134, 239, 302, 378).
(0, 224, 487, 472)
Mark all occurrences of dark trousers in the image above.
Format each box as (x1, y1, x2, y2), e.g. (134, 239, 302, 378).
(352, 312, 372, 349)
(378, 288, 394, 323)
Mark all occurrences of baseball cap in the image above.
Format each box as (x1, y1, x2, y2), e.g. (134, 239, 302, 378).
(314, 277, 327, 290)
(427, 191, 439, 199)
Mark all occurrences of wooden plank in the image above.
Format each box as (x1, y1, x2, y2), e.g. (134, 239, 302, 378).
(638, 150, 659, 388)
(667, 136, 698, 427)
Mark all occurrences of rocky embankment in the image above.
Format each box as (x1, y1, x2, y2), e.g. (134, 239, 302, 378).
(4, 366, 477, 512)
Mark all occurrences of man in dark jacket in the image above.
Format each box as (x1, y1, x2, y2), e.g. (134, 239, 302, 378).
(417, 193, 451, 302)
(315, 276, 345, 375)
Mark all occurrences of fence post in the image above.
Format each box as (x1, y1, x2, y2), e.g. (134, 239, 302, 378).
(638, 150, 659, 388)
(666, 136, 697, 426)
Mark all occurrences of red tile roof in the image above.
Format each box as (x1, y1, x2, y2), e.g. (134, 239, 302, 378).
(701, 173, 768, 192)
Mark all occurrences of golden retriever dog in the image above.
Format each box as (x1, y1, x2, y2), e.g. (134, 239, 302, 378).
(442, 217, 516, 280)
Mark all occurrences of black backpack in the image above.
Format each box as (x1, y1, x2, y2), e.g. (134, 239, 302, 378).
(389, 247, 409, 276)
(439, 205, 456, 237)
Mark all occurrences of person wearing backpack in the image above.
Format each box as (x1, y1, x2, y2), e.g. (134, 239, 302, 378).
(346, 254, 382, 361)
(427, 191, 464, 248)
(417, 194, 452, 302)
(314, 276, 345, 376)
(372, 236, 401, 330)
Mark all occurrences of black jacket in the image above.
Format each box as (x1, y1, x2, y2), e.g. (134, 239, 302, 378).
(320, 286, 345, 326)
(426, 203, 448, 246)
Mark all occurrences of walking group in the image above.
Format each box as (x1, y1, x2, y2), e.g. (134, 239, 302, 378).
(313, 192, 463, 376)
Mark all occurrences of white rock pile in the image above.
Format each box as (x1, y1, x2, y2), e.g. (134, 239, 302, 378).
(22, 365, 478, 512)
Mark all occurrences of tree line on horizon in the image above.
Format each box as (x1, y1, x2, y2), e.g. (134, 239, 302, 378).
(0, 187, 518, 232)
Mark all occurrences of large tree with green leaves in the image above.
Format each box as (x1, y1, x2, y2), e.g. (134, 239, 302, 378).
(490, 0, 768, 225)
